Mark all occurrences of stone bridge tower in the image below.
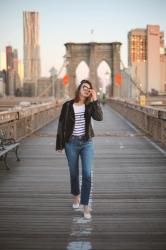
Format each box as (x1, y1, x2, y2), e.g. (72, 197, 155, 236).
(64, 42, 121, 97)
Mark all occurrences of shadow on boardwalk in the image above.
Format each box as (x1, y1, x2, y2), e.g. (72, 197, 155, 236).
(0, 105, 166, 250)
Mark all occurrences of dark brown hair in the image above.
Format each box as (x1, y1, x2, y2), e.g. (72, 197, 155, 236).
(74, 79, 93, 104)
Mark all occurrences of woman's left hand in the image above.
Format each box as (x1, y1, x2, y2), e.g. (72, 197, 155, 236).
(90, 89, 97, 101)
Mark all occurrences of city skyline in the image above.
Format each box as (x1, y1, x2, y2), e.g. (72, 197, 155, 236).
(0, 0, 166, 77)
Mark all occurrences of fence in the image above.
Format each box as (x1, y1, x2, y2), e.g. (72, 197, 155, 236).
(0, 101, 60, 141)
(109, 98, 166, 145)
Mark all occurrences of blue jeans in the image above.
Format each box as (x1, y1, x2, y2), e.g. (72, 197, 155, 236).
(65, 136, 94, 205)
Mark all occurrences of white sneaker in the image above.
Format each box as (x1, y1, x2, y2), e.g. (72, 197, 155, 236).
(84, 211, 92, 219)
(72, 195, 80, 209)
(83, 206, 92, 219)
(72, 203, 80, 209)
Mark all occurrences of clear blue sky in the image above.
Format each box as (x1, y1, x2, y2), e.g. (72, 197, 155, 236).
(0, 0, 166, 76)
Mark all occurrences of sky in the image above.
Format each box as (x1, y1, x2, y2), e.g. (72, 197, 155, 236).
(0, 0, 166, 77)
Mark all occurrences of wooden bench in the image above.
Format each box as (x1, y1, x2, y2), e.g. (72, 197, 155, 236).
(0, 131, 20, 170)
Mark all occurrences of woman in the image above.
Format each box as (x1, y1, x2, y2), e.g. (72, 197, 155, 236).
(56, 79, 103, 219)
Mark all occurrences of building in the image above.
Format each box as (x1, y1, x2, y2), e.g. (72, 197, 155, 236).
(23, 80, 36, 96)
(6, 46, 13, 95)
(37, 77, 52, 97)
(23, 11, 41, 82)
(18, 60, 24, 86)
(164, 48, 166, 91)
(5, 46, 22, 95)
(0, 52, 6, 71)
(13, 49, 18, 73)
(128, 25, 165, 97)
(6, 46, 13, 71)
(0, 70, 6, 96)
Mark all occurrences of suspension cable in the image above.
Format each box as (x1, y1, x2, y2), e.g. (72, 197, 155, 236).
(38, 57, 68, 97)
(120, 59, 146, 95)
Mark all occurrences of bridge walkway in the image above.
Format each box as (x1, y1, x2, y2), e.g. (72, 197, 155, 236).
(0, 104, 166, 250)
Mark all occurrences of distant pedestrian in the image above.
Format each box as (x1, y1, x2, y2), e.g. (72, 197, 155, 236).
(56, 79, 103, 219)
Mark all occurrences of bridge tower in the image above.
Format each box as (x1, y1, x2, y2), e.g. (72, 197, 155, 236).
(64, 42, 121, 98)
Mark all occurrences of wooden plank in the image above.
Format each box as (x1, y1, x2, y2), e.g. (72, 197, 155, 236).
(0, 105, 166, 249)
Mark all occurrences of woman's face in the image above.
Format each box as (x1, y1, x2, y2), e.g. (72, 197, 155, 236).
(79, 83, 92, 98)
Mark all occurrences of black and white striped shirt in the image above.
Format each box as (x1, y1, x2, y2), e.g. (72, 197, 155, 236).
(72, 104, 85, 136)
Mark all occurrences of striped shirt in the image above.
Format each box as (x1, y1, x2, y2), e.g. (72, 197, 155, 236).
(72, 104, 85, 136)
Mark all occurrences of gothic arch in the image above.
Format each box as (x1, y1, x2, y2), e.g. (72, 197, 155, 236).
(65, 42, 121, 97)
(97, 60, 111, 93)
(76, 61, 90, 85)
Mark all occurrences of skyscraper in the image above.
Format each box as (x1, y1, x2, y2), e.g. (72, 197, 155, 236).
(23, 11, 41, 82)
(6, 46, 13, 71)
(128, 25, 165, 95)
(13, 49, 18, 73)
(0, 52, 6, 71)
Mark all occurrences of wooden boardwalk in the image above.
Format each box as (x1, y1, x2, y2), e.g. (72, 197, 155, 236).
(0, 104, 166, 250)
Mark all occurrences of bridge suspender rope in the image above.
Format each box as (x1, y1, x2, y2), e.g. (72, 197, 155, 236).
(38, 58, 146, 98)
(38, 57, 68, 98)
(120, 60, 146, 96)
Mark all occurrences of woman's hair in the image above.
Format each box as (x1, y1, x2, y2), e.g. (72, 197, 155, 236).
(74, 79, 93, 104)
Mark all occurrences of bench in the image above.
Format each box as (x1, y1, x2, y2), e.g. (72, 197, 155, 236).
(0, 130, 20, 170)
